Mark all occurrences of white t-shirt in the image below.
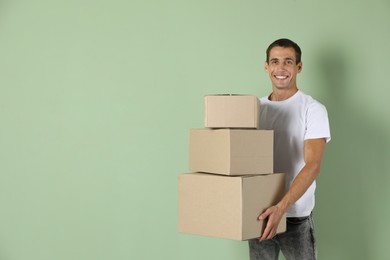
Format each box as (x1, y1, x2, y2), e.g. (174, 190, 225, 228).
(259, 90, 331, 217)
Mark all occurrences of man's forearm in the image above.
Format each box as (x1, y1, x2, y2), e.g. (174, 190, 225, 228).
(277, 161, 321, 213)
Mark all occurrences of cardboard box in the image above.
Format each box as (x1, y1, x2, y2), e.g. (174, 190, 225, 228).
(204, 94, 260, 129)
(189, 129, 273, 175)
(178, 172, 286, 240)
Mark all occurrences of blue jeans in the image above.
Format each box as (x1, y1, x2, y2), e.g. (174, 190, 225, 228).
(248, 213, 317, 260)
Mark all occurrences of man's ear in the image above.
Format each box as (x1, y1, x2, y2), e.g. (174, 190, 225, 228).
(297, 62, 303, 73)
(265, 61, 269, 73)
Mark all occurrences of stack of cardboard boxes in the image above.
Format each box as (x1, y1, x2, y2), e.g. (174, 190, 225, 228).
(178, 94, 286, 240)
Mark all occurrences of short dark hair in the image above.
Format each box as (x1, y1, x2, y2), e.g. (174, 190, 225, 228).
(266, 38, 302, 64)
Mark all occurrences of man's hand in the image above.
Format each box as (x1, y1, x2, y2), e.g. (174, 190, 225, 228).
(258, 205, 285, 241)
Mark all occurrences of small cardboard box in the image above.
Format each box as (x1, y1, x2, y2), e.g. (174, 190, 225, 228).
(204, 94, 260, 129)
(189, 129, 273, 175)
(178, 172, 286, 240)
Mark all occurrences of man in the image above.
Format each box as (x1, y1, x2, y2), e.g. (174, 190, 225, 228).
(248, 39, 331, 260)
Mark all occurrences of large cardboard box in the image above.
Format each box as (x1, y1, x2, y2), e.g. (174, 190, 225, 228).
(178, 172, 286, 240)
(189, 129, 273, 175)
(204, 94, 260, 129)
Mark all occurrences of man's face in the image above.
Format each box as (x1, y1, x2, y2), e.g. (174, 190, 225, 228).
(265, 46, 302, 90)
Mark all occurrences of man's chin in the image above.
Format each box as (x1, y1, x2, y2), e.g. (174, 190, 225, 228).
(273, 84, 290, 90)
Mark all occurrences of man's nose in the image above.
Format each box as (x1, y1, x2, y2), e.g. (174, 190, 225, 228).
(276, 63, 286, 69)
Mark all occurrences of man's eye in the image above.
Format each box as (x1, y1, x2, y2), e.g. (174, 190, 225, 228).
(285, 60, 293, 65)
(271, 60, 278, 65)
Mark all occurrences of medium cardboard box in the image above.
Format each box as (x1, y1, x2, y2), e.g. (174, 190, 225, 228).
(178, 172, 286, 240)
(204, 94, 260, 129)
(189, 129, 273, 175)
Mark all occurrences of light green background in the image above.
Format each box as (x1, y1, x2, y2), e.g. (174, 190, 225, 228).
(0, 0, 389, 259)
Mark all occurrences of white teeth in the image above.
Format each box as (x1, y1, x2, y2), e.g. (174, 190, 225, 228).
(276, 76, 287, 79)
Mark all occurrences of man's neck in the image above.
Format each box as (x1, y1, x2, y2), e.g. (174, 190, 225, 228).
(269, 87, 298, 101)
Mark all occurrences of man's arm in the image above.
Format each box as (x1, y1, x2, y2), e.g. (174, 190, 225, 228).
(258, 138, 326, 241)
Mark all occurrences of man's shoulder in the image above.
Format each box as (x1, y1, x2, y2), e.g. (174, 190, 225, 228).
(259, 94, 269, 102)
(298, 91, 327, 109)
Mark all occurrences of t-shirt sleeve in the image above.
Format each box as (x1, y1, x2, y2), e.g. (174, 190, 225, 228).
(305, 102, 331, 143)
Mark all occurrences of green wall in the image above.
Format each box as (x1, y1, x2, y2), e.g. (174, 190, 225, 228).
(0, 0, 389, 259)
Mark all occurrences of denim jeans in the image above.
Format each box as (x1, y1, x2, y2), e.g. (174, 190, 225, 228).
(248, 213, 317, 260)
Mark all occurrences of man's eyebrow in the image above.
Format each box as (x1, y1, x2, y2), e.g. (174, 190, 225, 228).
(270, 57, 295, 61)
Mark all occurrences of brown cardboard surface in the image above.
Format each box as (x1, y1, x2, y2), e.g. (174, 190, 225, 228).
(178, 172, 286, 240)
(204, 95, 260, 129)
(189, 129, 273, 175)
(241, 174, 286, 238)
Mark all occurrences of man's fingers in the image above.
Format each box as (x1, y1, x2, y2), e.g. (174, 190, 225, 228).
(258, 206, 280, 240)
(260, 226, 269, 241)
(260, 215, 272, 240)
(258, 208, 271, 220)
(260, 225, 276, 241)
(259, 212, 277, 240)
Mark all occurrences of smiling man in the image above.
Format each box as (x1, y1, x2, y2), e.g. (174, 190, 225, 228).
(248, 39, 331, 260)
